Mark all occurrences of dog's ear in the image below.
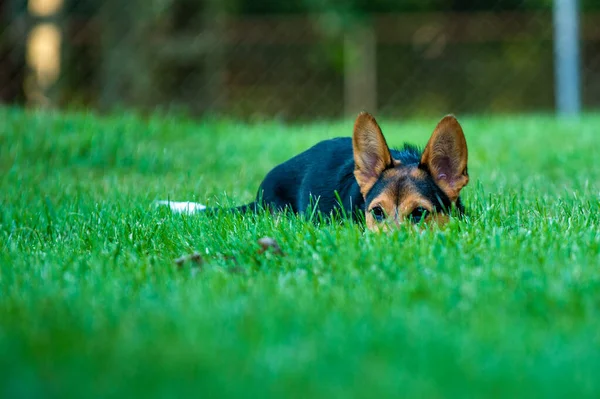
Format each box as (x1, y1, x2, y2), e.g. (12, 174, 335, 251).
(420, 115, 469, 202)
(353, 112, 393, 197)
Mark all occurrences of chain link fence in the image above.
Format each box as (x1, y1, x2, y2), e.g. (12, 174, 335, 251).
(1, 0, 600, 120)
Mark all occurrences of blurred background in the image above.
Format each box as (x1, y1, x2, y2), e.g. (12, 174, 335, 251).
(0, 0, 598, 120)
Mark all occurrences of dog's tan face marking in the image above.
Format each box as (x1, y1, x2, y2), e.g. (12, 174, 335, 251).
(353, 112, 469, 232)
(363, 167, 437, 230)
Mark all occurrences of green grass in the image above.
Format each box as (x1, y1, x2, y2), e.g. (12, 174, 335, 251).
(1, 107, 599, 398)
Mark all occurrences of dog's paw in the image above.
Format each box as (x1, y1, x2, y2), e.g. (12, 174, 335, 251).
(154, 200, 207, 214)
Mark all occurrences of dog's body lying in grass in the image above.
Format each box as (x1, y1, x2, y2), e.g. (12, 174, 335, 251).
(158, 112, 469, 230)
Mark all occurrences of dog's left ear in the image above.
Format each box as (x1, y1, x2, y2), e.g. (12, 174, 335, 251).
(420, 115, 469, 202)
(353, 112, 394, 197)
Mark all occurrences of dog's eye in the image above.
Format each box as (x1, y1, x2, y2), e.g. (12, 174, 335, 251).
(371, 206, 386, 222)
(409, 207, 428, 223)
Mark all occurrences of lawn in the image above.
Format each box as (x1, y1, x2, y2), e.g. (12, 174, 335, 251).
(1, 107, 599, 398)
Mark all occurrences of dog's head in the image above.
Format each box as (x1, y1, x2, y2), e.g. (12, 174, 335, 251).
(352, 112, 469, 231)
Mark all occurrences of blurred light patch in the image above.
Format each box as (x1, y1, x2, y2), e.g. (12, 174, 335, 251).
(28, 0, 63, 17)
(27, 24, 61, 88)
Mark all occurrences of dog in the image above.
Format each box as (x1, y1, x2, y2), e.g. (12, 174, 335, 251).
(157, 112, 469, 230)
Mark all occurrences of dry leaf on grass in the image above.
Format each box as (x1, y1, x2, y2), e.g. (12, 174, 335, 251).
(257, 237, 284, 256)
(174, 251, 204, 268)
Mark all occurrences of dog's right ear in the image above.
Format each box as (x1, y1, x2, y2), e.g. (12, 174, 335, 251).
(419, 115, 469, 203)
(352, 112, 393, 197)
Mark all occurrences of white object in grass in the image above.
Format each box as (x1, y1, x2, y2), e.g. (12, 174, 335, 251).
(154, 200, 207, 214)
